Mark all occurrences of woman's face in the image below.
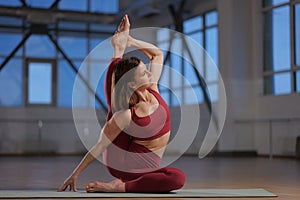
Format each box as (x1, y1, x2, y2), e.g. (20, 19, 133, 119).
(133, 61, 152, 89)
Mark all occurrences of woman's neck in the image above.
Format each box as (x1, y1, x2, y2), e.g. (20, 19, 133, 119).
(135, 88, 151, 103)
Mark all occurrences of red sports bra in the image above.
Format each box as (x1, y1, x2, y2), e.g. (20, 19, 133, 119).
(126, 88, 170, 141)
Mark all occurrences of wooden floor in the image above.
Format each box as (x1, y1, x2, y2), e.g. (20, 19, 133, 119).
(0, 155, 299, 200)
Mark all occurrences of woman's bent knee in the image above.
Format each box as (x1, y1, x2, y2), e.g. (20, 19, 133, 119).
(167, 168, 186, 190)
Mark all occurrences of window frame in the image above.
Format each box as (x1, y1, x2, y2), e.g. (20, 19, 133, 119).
(262, 0, 300, 95)
(157, 10, 219, 107)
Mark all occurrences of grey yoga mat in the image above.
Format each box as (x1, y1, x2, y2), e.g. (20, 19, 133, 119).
(0, 189, 277, 198)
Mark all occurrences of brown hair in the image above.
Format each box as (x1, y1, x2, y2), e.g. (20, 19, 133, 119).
(111, 57, 141, 112)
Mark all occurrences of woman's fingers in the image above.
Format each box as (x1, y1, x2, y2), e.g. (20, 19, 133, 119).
(117, 14, 129, 33)
(57, 177, 77, 192)
(57, 183, 67, 192)
(72, 179, 77, 192)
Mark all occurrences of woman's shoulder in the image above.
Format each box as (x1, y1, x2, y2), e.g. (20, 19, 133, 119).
(112, 109, 131, 129)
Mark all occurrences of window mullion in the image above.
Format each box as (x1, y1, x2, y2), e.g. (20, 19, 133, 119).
(203, 14, 207, 82)
(263, 68, 293, 76)
(294, 0, 300, 4)
(290, 2, 296, 92)
(262, 2, 290, 12)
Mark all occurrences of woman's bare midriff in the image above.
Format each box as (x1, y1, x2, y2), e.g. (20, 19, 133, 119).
(132, 131, 170, 158)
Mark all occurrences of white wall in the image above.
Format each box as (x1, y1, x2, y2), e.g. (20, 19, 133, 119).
(0, 107, 106, 155)
(217, 0, 300, 157)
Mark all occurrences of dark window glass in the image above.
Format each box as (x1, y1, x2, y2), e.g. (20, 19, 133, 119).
(0, 58, 22, 106)
(90, 0, 119, 13)
(0, 33, 23, 56)
(25, 0, 53, 8)
(0, 0, 21, 6)
(59, 0, 87, 11)
(26, 35, 55, 58)
(58, 36, 87, 59)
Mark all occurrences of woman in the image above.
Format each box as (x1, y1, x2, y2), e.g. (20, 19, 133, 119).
(57, 15, 185, 193)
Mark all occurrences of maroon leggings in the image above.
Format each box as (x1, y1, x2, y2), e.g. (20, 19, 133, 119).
(103, 58, 186, 192)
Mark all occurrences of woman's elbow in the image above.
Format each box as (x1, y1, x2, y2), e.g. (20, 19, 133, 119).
(151, 50, 164, 61)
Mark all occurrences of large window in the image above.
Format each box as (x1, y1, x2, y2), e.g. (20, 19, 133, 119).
(263, 0, 300, 95)
(157, 10, 219, 107)
(0, 0, 119, 13)
(0, 0, 118, 108)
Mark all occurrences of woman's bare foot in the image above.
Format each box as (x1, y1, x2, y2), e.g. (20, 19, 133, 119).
(85, 179, 125, 193)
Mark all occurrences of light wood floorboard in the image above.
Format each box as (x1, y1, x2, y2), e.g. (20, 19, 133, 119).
(0, 155, 299, 200)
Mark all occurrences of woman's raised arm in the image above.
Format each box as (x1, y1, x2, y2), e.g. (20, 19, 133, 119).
(127, 36, 164, 84)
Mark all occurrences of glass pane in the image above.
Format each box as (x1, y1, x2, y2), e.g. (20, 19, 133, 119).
(184, 86, 203, 105)
(263, 6, 290, 72)
(90, 37, 104, 51)
(263, 0, 289, 7)
(171, 89, 181, 107)
(205, 27, 218, 67)
(274, 73, 291, 94)
(28, 62, 52, 104)
(184, 60, 199, 86)
(189, 31, 203, 46)
(90, 0, 118, 13)
(57, 60, 75, 107)
(157, 29, 170, 42)
(26, 0, 53, 8)
(264, 72, 291, 95)
(0, 33, 23, 56)
(205, 11, 218, 26)
(296, 71, 300, 92)
(184, 35, 204, 77)
(171, 53, 182, 89)
(73, 81, 88, 108)
(205, 59, 218, 82)
(296, 4, 300, 66)
(58, 36, 87, 59)
(158, 42, 169, 54)
(26, 35, 55, 58)
(184, 16, 203, 33)
(205, 27, 218, 82)
(0, 58, 22, 107)
(208, 83, 218, 102)
(57, 60, 87, 108)
(160, 91, 170, 107)
(59, 0, 87, 11)
(0, 0, 21, 6)
(170, 37, 182, 89)
(89, 61, 108, 109)
(159, 66, 170, 88)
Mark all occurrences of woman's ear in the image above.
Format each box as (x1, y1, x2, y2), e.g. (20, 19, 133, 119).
(127, 81, 136, 89)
